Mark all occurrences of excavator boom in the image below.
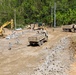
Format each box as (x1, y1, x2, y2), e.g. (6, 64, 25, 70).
(0, 19, 14, 36)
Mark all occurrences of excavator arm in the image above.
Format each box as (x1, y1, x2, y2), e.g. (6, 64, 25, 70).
(0, 19, 14, 36)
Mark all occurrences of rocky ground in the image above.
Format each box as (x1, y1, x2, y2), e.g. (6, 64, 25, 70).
(0, 28, 76, 75)
(31, 37, 74, 75)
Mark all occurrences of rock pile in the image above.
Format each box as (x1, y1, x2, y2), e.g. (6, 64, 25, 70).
(31, 37, 73, 75)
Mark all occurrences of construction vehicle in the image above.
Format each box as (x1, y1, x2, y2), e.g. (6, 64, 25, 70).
(28, 30, 48, 46)
(0, 19, 14, 36)
(37, 23, 45, 30)
(26, 23, 45, 30)
(62, 24, 76, 32)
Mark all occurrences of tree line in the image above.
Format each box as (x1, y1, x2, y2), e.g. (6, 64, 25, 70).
(0, 0, 76, 28)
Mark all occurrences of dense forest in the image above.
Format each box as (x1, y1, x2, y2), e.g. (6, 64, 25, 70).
(0, 0, 76, 28)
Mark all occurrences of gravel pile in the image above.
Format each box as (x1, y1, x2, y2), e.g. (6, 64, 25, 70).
(6, 30, 36, 39)
(31, 37, 73, 75)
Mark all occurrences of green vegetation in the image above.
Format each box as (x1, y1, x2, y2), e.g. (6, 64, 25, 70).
(0, 0, 76, 27)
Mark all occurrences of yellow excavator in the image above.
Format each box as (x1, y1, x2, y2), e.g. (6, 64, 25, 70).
(0, 19, 14, 36)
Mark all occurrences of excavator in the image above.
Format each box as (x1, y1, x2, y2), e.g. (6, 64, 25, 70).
(0, 19, 14, 36)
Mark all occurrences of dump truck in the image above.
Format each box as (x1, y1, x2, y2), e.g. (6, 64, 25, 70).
(28, 31, 48, 46)
(62, 24, 76, 32)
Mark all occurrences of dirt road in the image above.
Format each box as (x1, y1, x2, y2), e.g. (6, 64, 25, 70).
(0, 28, 75, 75)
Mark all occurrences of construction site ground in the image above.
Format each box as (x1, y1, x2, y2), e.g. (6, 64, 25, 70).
(0, 27, 76, 75)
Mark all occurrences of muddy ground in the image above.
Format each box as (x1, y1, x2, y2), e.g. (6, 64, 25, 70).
(0, 27, 76, 75)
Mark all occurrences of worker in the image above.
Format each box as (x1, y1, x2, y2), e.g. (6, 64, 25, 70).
(72, 24, 75, 32)
(8, 42, 12, 50)
(72, 24, 75, 28)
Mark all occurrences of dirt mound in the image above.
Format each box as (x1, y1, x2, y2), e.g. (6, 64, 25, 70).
(3, 28, 12, 35)
(69, 36, 76, 75)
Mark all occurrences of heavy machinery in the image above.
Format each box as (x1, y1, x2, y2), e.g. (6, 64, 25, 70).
(62, 24, 76, 32)
(26, 23, 45, 30)
(37, 23, 45, 30)
(28, 30, 48, 46)
(0, 19, 14, 36)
